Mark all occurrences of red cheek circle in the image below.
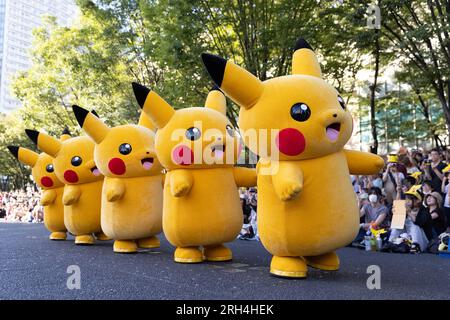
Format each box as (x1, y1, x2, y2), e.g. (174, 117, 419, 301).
(275, 128, 306, 156)
(64, 170, 79, 183)
(40, 176, 54, 188)
(108, 158, 126, 175)
(172, 145, 194, 166)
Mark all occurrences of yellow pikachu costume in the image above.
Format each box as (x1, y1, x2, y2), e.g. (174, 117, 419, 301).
(7, 132, 69, 240)
(132, 83, 256, 263)
(25, 129, 105, 245)
(72, 105, 164, 253)
(202, 38, 384, 278)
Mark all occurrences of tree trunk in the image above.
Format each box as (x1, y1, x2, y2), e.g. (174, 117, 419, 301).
(369, 30, 380, 154)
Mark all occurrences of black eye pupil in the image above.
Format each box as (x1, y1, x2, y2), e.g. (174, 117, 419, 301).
(71, 156, 82, 166)
(119, 143, 132, 155)
(186, 127, 201, 140)
(46, 164, 54, 173)
(226, 125, 235, 137)
(338, 96, 346, 110)
(290, 103, 311, 122)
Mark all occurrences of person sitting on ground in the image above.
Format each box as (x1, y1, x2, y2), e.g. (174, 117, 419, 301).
(422, 180, 434, 196)
(389, 185, 431, 252)
(353, 187, 389, 244)
(424, 192, 447, 238)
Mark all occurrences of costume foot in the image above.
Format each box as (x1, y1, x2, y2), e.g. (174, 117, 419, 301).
(75, 234, 95, 245)
(203, 244, 232, 262)
(49, 231, 66, 241)
(174, 247, 203, 263)
(94, 232, 112, 241)
(305, 251, 340, 271)
(270, 256, 307, 278)
(113, 240, 138, 253)
(137, 236, 160, 249)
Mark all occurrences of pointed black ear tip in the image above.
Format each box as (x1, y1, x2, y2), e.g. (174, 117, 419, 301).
(91, 110, 99, 118)
(25, 129, 39, 145)
(62, 127, 71, 136)
(201, 53, 227, 87)
(132, 82, 150, 108)
(71, 104, 89, 127)
(7, 146, 19, 159)
(209, 84, 222, 93)
(294, 38, 313, 51)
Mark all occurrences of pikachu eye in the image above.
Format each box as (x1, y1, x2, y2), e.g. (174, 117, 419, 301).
(290, 103, 311, 122)
(226, 125, 235, 137)
(185, 127, 201, 141)
(119, 143, 132, 155)
(46, 164, 54, 173)
(71, 156, 82, 166)
(338, 95, 346, 110)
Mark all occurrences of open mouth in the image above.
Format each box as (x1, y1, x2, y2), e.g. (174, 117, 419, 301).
(211, 144, 226, 158)
(326, 123, 341, 142)
(141, 157, 154, 170)
(90, 166, 101, 176)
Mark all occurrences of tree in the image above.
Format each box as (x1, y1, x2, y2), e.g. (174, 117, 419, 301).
(380, 0, 450, 137)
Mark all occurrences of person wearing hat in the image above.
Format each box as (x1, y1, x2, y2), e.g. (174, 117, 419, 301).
(382, 155, 405, 205)
(424, 192, 447, 238)
(388, 185, 431, 252)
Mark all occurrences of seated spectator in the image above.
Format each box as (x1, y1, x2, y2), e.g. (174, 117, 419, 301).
(389, 186, 431, 252)
(441, 165, 450, 231)
(424, 192, 447, 238)
(354, 187, 389, 244)
(422, 180, 434, 196)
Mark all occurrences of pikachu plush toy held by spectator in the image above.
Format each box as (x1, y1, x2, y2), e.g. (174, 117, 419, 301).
(7, 130, 71, 240)
(25, 127, 107, 245)
(202, 38, 384, 278)
(132, 83, 256, 263)
(72, 105, 164, 253)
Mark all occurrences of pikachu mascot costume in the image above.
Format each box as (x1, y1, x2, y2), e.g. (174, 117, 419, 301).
(6, 130, 71, 240)
(132, 83, 256, 263)
(202, 38, 384, 278)
(72, 105, 164, 253)
(25, 128, 106, 245)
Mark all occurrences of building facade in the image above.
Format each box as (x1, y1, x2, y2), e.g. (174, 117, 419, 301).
(0, 0, 77, 114)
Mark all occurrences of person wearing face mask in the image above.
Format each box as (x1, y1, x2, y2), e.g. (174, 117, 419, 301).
(352, 187, 389, 246)
(360, 187, 389, 230)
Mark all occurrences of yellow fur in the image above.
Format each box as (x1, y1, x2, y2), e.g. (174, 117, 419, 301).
(7, 146, 66, 239)
(202, 39, 384, 277)
(73, 105, 163, 252)
(132, 84, 256, 262)
(27, 130, 104, 243)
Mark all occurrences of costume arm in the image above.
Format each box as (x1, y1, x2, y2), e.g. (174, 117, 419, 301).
(344, 149, 384, 175)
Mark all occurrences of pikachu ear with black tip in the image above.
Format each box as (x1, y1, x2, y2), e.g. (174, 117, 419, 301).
(72, 105, 109, 144)
(91, 110, 99, 118)
(7, 146, 39, 167)
(201, 53, 263, 110)
(204, 85, 227, 115)
(292, 38, 322, 78)
(60, 127, 72, 142)
(132, 82, 174, 129)
(25, 129, 61, 158)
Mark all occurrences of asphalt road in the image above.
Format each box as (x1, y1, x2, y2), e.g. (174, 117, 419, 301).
(0, 223, 449, 300)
